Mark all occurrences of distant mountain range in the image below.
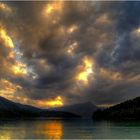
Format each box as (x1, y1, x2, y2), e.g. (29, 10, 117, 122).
(93, 96, 140, 120)
(1, 95, 139, 120)
(0, 96, 80, 118)
(50, 101, 98, 118)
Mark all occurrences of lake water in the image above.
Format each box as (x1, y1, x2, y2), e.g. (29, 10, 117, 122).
(0, 118, 140, 139)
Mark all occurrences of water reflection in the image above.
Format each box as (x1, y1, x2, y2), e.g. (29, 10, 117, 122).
(0, 119, 140, 139)
(0, 121, 26, 139)
(0, 119, 63, 139)
(0, 131, 12, 140)
(36, 120, 63, 139)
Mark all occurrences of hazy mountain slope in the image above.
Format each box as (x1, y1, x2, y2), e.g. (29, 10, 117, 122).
(93, 96, 140, 120)
(0, 96, 80, 118)
(51, 102, 98, 118)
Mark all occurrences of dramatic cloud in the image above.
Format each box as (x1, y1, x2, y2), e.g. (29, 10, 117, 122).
(0, 1, 139, 108)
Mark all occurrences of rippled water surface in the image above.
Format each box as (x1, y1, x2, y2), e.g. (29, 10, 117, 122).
(0, 118, 140, 139)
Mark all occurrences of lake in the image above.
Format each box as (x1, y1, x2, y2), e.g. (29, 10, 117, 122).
(0, 118, 140, 139)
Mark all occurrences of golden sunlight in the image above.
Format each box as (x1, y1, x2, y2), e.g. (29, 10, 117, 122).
(0, 28, 29, 77)
(76, 57, 94, 84)
(0, 28, 14, 48)
(43, 1, 63, 15)
(38, 96, 64, 108)
(0, 79, 22, 98)
(12, 61, 27, 75)
(46, 4, 54, 14)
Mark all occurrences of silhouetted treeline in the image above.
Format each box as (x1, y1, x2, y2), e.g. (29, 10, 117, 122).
(93, 97, 140, 120)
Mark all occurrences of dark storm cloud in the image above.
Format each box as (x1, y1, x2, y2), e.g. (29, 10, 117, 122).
(116, 1, 140, 33)
(0, 1, 140, 106)
(82, 75, 140, 106)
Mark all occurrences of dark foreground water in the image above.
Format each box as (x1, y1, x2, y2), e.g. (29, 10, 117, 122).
(0, 118, 140, 139)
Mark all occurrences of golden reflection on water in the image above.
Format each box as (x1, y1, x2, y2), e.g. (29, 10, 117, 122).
(44, 120, 63, 139)
(0, 128, 26, 140)
(0, 131, 11, 140)
(0, 120, 63, 140)
(35, 120, 63, 140)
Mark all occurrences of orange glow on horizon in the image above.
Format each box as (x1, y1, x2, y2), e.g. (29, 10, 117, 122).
(38, 96, 64, 108)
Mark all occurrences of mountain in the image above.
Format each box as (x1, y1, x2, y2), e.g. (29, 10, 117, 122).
(50, 102, 98, 118)
(93, 96, 140, 120)
(0, 96, 80, 118)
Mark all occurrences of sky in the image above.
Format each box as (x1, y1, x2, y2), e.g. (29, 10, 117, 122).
(0, 1, 140, 108)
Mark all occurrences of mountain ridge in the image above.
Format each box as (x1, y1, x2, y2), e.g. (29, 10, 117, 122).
(93, 96, 140, 120)
(0, 96, 80, 118)
(50, 101, 98, 118)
